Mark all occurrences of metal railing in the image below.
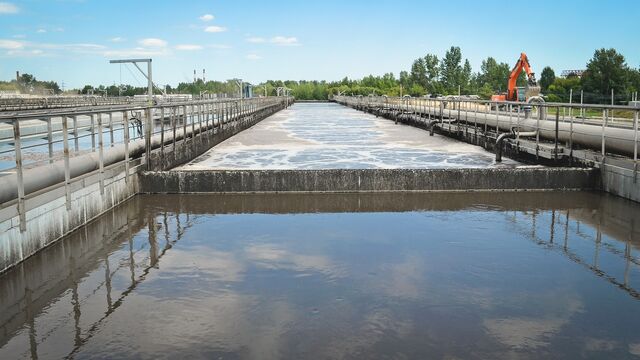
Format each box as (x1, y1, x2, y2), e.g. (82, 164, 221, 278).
(335, 95, 639, 162)
(0, 96, 291, 229)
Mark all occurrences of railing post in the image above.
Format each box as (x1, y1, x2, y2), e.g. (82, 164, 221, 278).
(536, 106, 540, 160)
(634, 110, 638, 182)
(171, 106, 177, 154)
(569, 104, 574, 165)
(91, 114, 96, 151)
(62, 116, 71, 210)
(145, 107, 152, 170)
(13, 119, 26, 232)
(554, 107, 559, 162)
(601, 109, 607, 161)
(123, 111, 130, 184)
(516, 105, 521, 147)
(183, 105, 188, 141)
(72, 115, 79, 153)
(494, 102, 499, 135)
(108, 112, 114, 147)
(216, 101, 221, 131)
(160, 107, 165, 154)
(98, 113, 105, 194)
(190, 105, 195, 141)
(46, 117, 53, 164)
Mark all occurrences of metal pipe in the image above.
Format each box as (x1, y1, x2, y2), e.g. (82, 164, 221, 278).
(337, 97, 638, 156)
(0, 99, 285, 204)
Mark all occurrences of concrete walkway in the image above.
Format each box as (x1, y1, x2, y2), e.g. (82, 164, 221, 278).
(178, 103, 522, 170)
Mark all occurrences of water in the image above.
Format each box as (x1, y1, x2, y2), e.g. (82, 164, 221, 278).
(1, 192, 639, 359)
(179, 103, 522, 170)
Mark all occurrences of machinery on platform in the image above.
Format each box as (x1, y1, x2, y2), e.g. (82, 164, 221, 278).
(491, 52, 542, 103)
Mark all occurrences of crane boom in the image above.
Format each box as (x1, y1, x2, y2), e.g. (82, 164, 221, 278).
(491, 52, 540, 102)
(507, 53, 536, 101)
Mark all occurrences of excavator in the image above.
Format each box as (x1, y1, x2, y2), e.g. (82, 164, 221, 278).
(491, 52, 541, 103)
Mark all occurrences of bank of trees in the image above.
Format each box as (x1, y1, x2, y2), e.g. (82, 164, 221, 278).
(9, 47, 637, 104)
(255, 47, 640, 104)
(0, 73, 61, 95)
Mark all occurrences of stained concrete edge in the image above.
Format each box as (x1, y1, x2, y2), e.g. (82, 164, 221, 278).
(139, 168, 601, 194)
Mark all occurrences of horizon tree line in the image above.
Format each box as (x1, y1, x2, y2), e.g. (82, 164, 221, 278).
(2, 47, 638, 104)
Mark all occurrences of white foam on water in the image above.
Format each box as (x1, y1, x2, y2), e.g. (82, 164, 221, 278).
(179, 103, 522, 170)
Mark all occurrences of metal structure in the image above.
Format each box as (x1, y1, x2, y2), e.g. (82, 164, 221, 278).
(108, 58, 166, 102)
(335, 95, 640, 163)
(561, 70, 586, 78)
(0, 96, 292, 233)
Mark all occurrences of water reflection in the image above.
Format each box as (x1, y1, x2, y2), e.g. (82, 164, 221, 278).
(0, 192, 639, 359)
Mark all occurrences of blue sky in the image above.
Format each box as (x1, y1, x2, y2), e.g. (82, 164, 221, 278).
(1, 0, 639, 89)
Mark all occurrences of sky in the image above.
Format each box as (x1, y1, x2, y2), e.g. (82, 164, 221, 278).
(0, 0, 639, 89)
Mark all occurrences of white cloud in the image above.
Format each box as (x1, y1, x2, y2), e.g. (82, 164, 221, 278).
(199, 14, 214, 22)
(246, 54, 262, 60)
(103, 48, 168, 58)
(0, 2, 18, 14)
(246, 37, 266, 43)
(204, 26, 227, 33)
(37, 29, 47, 34)
(110, 37, 125, 43)
(6, 49, 45, 57)
(270, 36, 300, 46)
(209, 44, 231, 49)
(138, 38, 167, 47)
(176, 44, 203, 51)
(247, 35, 301, 46)
(0, 39, 24, 49)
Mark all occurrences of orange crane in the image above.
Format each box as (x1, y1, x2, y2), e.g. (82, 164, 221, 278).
(491, 52, 541, 102)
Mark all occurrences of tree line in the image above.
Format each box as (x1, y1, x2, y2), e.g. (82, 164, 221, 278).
(0, 73, 61, 95)
(4, 47, 638, 105)
(255, 47, 639, 104)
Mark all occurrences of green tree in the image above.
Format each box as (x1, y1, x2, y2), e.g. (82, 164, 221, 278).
(539, 66, 556, 92)
(461, 59, 472, 94)
(410, 58, 427, 89)
(399, 71, 411, 89)
(440, 46, 463, 94)
(424, 54, 439, 93)
(478, 57, 510, 93)
(581, 48, 629, 99)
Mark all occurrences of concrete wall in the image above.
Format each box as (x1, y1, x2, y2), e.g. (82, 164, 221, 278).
(0, 164, 139, 274)
(601, 163, 640, 203)
(139, 168, 600, 194)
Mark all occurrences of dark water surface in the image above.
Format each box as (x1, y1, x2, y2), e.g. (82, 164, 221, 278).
(1, 192, 640, 359)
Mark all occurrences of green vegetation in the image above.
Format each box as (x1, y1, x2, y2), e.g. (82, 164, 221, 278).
(0, 73, 61, 95)
(4, 48, 639, 105)
(254, 47, 640, 104)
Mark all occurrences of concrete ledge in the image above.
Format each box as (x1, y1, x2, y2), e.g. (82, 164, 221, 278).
(140, 168, 600, 194)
